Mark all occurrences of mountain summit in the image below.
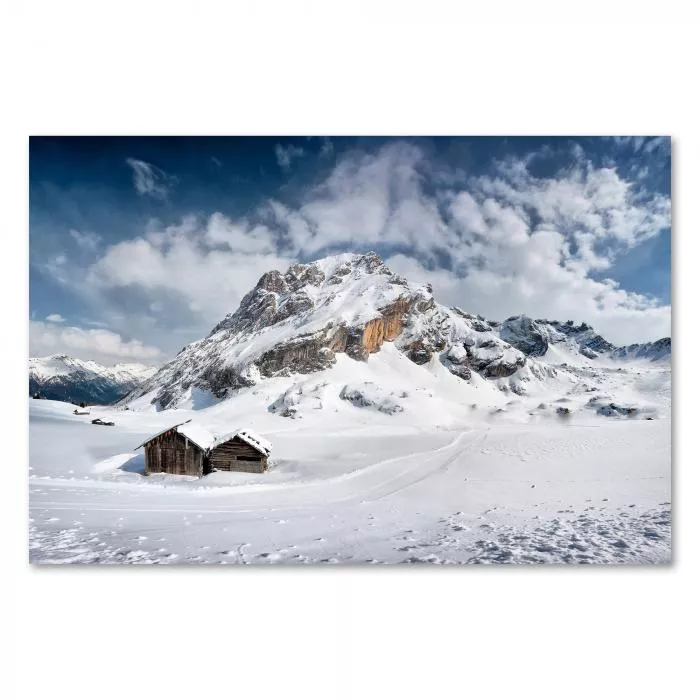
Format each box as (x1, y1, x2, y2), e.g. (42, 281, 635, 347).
(123, 252, 670, 410)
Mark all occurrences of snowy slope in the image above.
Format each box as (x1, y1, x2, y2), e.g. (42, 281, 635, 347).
(29, 355, 157, 405)
(29, 348, 671, 564)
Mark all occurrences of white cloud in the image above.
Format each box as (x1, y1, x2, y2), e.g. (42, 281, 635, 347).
(280, 141, 670, 344)
(45, 140, 670, 350)
(69, 229, 101, 252)
(36, 254, 69, 285)
(87, 213, 294, 330)
(29, 320, 164, 366)
(275, 144, 305, 171)
(126, 158, 176, 199)
(471, 158, 670, 248)
(45, 313, 65, 323)
(292, 142, 447, 256)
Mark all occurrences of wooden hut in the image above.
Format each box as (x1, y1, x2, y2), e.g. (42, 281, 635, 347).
(208, 429, 271, 474)
(137, 421, 271, 477)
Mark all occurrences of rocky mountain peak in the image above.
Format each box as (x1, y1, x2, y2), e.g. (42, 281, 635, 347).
(500, 316, 557, 357)
(122, 254, 671, 411)
(210, 252, 415, 339)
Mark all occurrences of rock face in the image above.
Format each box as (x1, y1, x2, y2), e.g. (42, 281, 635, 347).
(462, 337, 526, 378)
(587, 396, 641, 418)
(500, 316, 554, 357)
(546, 320, 615, 356)
(339, 383, 404, 414)
(122, 252, 672, 410)
(257, 331, 336, 377)
(321, 296, 414, 362)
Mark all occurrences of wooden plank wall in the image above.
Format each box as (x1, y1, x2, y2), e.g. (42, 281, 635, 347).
(208, 436, 268, 474)
(144, 429, 203, 476)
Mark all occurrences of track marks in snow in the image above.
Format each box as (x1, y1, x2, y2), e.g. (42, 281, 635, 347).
(29, 505, 671, 565)
(29, 524, 181, 564)
(411, 507, 672, 565)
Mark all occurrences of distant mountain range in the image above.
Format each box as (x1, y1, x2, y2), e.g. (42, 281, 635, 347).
(118, 252, 671, 411)
(29, 355, 157, 405)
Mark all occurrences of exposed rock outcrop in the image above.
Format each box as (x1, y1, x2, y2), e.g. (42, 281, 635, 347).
(483, 356, 526, 378)
(500, 316, 551, 357)
(404, 339, 433, 365)
(257, 331, 336, 377)
(200, 365, 256, 398)
(465, 338, 526, 378)
(547, 320, 615, 355)
(339, 382, 404, 414)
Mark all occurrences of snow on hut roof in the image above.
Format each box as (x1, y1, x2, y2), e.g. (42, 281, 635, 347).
(177, 422, 216, 451)
(137, 421, 271, 455)
(135, 419, 192, 449)
(212, 428, 272, 456)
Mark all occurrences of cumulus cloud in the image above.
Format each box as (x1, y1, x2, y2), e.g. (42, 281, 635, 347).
(281, 142, 456, 258)
(269, 141, 670, 343)
(86, 213, 294, 330)
(275, 144, 305, 171)
(29, 320, 164, 366)
(45, 313, 65, 323)
(471, 157, 670, 247)
(126, 158, 176, 199)
(42, 139, 670, 353)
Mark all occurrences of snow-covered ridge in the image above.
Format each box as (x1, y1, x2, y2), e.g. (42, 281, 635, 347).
(29, 355, 156, 382)
(29, 355, 157, 404)
(121, 252, 671, 411)
(611, 337, 672, 363)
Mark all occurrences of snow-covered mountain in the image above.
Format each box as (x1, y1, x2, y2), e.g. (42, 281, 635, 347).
(123, 252, 670, 413)
(29, 355, 157, 405)
(610, 337, 672, 363)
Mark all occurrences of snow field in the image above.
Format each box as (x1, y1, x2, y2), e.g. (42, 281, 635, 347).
(28, 342, 671, 564)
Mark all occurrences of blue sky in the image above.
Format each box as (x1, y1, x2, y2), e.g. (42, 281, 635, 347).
(29, 136, 671, 365)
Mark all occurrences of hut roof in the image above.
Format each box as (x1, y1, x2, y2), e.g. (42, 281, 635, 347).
(137, 421, 271, 455)
(177, 422, 216, 451)
(135, 420, 192, 449)
(212, 428, 272, 456)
